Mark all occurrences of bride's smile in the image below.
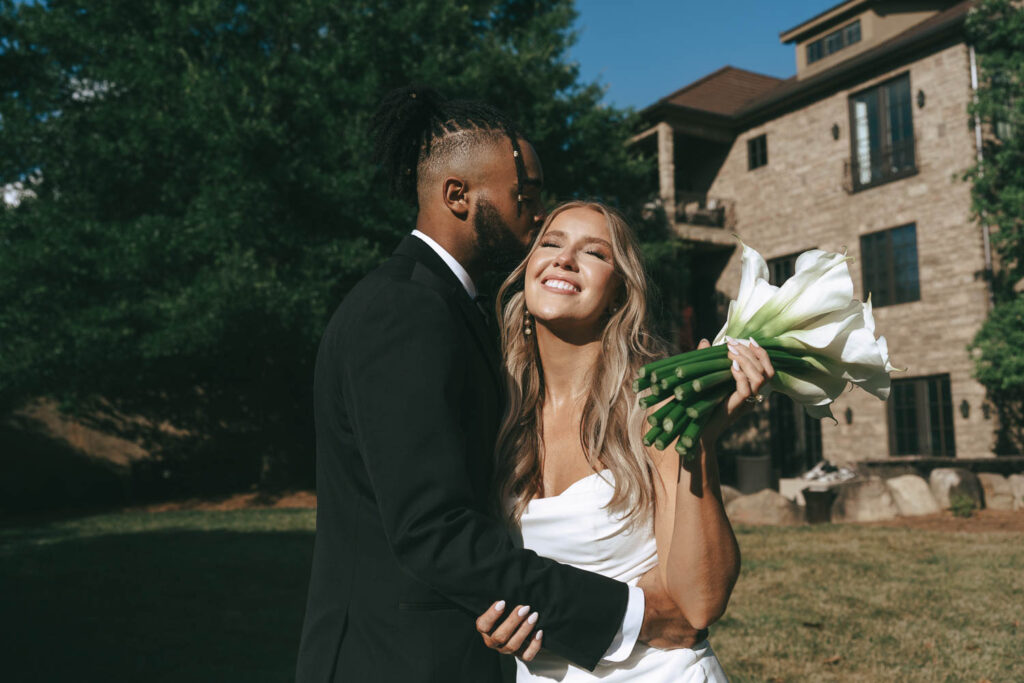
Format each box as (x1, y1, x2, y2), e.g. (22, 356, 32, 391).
(525, 207, 620, 333)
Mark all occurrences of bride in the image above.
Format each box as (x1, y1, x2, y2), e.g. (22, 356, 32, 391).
(474, 201, 774, 681)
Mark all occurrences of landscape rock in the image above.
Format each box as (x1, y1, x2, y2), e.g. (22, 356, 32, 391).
(831, 477, 901, 523)
(928, 468, 983, 510)
(885, 474, 941, 517)
(778, 477, 811, 506)
(1010, 474, 1024, 512)
(720, 485, 742, 509)
(977, 473, 1015, 511)
(725, 489, 804, 526)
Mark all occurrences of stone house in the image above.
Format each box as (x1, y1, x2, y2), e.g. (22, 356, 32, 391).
(633, 0, 997, 475)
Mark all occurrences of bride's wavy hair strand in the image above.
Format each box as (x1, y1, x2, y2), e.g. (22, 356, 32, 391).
(494, 201, 666, 527)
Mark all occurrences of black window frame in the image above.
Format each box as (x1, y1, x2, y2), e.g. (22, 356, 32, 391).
(766, 250, 823, 476)
(847, 72, 917, 192)
(767, 251, 802, 286)
(888, 374, 956, 457)
(806, 19, 861, 65)
(747, 134, 767, 171)
(860, 223, 920, 308)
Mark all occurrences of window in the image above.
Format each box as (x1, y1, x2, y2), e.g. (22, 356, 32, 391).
(747, 134, 767, 170)
(848, 73, 916, 190)
(991, 72, 1018, 142)
(770, 396, 823, 476)
(860, 223, 919, 307)
(888, 375, 955, 456)
(768, 252, 798, 285)
(767, 251, 823, 475)
(807, 20, 861, 64)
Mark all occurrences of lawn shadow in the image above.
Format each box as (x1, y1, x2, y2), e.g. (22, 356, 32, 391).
(0, 421, 130, 517)
(1, 527, 314, 683)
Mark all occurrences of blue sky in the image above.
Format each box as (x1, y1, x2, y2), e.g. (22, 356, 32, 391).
(569, 0, 841, 110)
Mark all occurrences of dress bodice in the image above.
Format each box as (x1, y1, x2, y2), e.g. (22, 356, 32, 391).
(513, 471, 728, 682)
(515, 471, 658, 584)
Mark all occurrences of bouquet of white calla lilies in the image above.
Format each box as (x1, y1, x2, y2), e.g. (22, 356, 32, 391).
(635, 240, 899, 460)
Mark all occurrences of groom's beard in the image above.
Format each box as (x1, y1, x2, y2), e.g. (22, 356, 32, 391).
(474, 198, 529, 274)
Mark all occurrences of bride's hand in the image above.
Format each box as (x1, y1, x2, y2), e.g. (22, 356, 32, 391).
(699, 337, 775, 446)
(475, 600, 543, 661)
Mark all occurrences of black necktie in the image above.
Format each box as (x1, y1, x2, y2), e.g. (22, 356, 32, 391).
(473, 294, 491, 327)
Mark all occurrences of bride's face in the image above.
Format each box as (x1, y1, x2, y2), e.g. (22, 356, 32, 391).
(524, 207, 620, 336)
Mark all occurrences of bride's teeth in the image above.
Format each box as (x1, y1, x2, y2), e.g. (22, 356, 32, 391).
(545, 279, 578, 292)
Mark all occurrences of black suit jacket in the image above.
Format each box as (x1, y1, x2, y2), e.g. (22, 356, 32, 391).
(296, 235, 628, 683)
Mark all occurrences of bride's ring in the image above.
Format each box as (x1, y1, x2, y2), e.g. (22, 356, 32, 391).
(745, 394, 764, 404)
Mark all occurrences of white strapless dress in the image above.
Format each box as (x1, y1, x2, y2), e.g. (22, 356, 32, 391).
(514, 471, 728, 682)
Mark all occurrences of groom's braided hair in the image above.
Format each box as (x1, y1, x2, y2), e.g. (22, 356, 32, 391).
(371, 85, 528, 208)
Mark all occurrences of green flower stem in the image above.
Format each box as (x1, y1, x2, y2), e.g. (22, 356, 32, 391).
(639, 393, 675, 409)
(632, 376, 652, 393)
(764, 349, 819, 371)
(662, 402, 688, 433)
(658, 374, 686, 392)
(685, 385, 731, 420)
(675, 369, 734, 401)
(650, 362, 686, 383)
(655, 412, 692, 451)
(643, 425, 663, 447)
(674, 357, 733, 379)
(647, 400, 677, 427)
(638, 345, 727, 378)
(680, 410, 715, 462)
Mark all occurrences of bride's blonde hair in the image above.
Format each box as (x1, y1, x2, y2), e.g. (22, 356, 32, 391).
(494, 200, 666, 526)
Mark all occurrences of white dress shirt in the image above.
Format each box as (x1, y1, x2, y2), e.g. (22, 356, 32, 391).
(408, 230, 645, 662)
(411, 229, 478, 299)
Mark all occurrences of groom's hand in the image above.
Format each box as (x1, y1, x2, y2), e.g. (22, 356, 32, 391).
(637, 568, 708, 650)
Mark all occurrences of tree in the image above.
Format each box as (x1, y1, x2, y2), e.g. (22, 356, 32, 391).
(0, 0, 683, 490)
(964, 0, 1024, 453)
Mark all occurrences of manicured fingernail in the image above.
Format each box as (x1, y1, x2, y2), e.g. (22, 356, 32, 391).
(494, 600, 506, 611)
(535, 630, 544, 640)
(749, 337, 759, 348)
(517, 605, 531, 617)
(732, 359, 740, 371)
(527, 612, 538, 624)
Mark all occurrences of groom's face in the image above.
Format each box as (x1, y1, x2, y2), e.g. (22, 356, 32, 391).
(472, 138, 546, 273)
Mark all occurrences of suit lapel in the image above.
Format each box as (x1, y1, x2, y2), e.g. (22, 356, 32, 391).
(394, 235, 503, 391)
(452, 293, 504, 388)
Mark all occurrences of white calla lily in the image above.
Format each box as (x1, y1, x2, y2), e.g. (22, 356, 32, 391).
(634, 240, 898, 457)
(712, 240, 898, 421)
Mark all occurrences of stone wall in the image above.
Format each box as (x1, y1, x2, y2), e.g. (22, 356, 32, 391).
(704, 41, 996, 463)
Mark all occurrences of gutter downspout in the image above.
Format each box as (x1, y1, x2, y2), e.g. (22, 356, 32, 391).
(969, 43, 994, 309)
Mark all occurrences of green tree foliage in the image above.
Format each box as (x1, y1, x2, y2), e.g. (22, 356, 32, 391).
(965, 0, 1024, 453)
(0, 0, 678, 488)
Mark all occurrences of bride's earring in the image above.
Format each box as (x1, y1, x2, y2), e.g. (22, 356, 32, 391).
(523, 310, 534, 336)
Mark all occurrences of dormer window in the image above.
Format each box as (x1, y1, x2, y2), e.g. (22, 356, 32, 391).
(806, 19, 861, 64)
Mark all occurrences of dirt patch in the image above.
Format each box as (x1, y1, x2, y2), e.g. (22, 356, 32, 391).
(859, 508, 1024, 533)
(133, 490, 316, 513)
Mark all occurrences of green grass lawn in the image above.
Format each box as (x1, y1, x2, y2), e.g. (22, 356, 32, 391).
(2, 510, 1021, 682)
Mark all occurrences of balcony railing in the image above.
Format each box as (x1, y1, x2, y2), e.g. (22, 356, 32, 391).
(843, 139, 917, 193)
(675, 192, 735, 229)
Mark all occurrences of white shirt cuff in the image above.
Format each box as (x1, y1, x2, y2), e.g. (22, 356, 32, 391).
(601, 585, 644, 662)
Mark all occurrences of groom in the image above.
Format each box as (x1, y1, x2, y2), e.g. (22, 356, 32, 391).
(296, 86, 702, 683)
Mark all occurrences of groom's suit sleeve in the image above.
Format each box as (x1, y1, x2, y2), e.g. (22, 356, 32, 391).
(339, 280, 630, 671)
